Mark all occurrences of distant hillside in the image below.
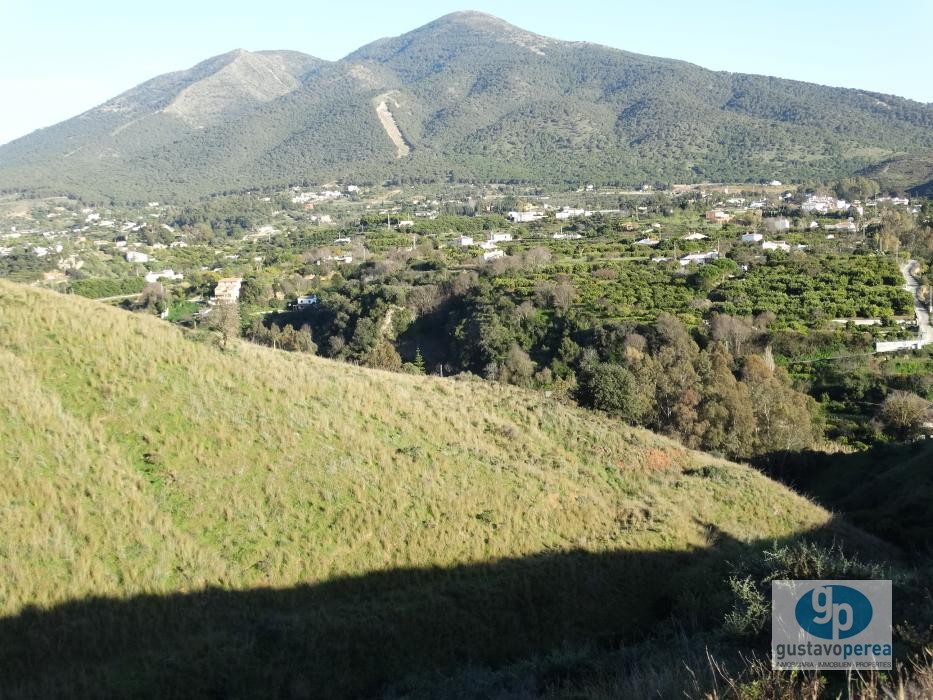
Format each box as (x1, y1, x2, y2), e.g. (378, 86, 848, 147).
(0, 279, 857, 697)
(2, 11, 933, 202)
(861, 151, 933, 196)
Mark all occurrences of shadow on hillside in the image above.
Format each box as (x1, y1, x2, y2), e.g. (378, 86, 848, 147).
(755, 441, 933, 553)
(0, 521, 862, 699)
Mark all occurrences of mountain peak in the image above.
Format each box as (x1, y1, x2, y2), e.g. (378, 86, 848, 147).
(432, 10, 515, 28)
(425, 10, 544, 39)
(347, 10, 552, 67)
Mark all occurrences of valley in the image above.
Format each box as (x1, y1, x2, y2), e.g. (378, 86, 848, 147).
(1, 9, 932, 698)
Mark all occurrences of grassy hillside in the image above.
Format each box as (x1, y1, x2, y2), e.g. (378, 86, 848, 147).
(861, 151, 933, 196)
(2, 12, 933, 202)
(0, 280, 870, 697)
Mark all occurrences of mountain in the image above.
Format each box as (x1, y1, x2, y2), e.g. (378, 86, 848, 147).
(2, 11, 933, 202)
(0, 279, 863, 696)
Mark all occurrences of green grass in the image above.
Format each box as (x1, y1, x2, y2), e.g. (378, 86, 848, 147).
(0, 280, 875, 697)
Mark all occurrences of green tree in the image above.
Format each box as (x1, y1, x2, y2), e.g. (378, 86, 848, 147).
(364, 341, 403, 371)
(209, 302, 241, 351)
(878, 391, 930, 441)
(742, 354, 820, 455)
(698, 344, 756, 458)
(577, 357, 649, 424)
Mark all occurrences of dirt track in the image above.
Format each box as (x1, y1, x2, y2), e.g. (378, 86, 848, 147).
(375, 96, 411, 158)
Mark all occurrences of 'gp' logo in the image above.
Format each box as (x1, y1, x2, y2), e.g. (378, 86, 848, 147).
(794, 584, 873, 640)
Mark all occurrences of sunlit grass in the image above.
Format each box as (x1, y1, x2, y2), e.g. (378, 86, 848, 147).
(0, 279, 834, 617)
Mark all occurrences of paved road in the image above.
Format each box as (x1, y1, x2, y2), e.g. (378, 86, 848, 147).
(900, 260, 933, 346)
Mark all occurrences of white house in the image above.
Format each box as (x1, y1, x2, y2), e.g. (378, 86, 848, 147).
(764, 217, 791, 232)
(483, 249, 506, 262)
(457, 235, 475, 247)
(507, 211, 544, 223)
(635, 237, 660, 246)
(144, 269, 182, 284)
(552, 232, 583, 240)
(490, 232, 513, 243)
(679, 251, 720, 266)
(125, 250, 150, 263)
(295, 295, 318, 308)
(823, 220, 857, 233)
(682, 232, 708, 241)
(741, 232, 763, 243)
(555, 208, 586, 220)
(762, 241, 791, 252)
(333, 237, 352, 245)
(398, 220, 415, 228)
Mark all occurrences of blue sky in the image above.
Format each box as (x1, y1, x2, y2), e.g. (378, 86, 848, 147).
(1, 0, 930, 145)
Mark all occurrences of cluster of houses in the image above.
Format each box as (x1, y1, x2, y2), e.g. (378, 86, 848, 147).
(649, 232, 720, 266)
(456, 232, 512, 261)
(652, 250, 721, 267)
(291, 188, 347, 207)
(507, 206, 623, 224)
(801, 195, 851, 214)
(702, 191, 917, 226)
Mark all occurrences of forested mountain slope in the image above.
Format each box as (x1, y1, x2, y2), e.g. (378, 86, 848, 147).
(2, 11, 932, 202)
